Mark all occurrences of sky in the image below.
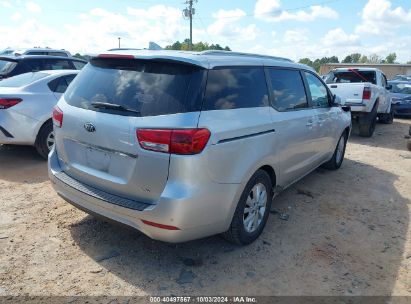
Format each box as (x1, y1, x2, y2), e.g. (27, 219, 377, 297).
(0, 0, 410, 62)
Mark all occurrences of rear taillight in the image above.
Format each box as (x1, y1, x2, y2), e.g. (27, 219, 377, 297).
(136, 128, 211, 155)
(0, 98, 22, 109)
(362, 87, 371, 101)
(52, 106, 63, 128)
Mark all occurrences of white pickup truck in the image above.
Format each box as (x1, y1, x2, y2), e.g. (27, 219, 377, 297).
(325, 68, 393, 137)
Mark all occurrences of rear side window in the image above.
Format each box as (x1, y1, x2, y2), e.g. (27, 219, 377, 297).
(0, 72, 48, 87)
(326, 71, 376, 84)
(0, 60, 17, 74)
(43, 59, 72, 70)
(65, 58, 205, 117)
(26, 51, 47, 55)
(203, 67, 269, 110)
(72, 60, 86, 70)
(47, 52, 68, 57)
(23, 59, 43, 72)
(48, 75, 76, 93)
(268, 69, 308, 111)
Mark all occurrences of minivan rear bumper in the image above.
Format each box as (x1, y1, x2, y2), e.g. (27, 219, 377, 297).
(48, 147, 240, 243)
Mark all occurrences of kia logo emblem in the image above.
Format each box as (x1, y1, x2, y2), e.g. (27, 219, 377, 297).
(84, 122, 96, 133)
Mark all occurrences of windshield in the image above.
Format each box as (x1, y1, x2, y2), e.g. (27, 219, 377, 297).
(0, 60, 17, 75)
(0, 72, 48, 87)
(388, 82, 411, 94)
(0, 49, 14, 56)
(65, 58, 205, 117)
(326, 70, 377, 84)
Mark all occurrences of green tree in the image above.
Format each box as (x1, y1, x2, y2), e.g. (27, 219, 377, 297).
(73, 53, 87, 60)
(299, 58, 313, 66)
(368, 53, 383, 63)
(342, 55, 352, 63)
(351, 53, 361, 63)
(407, 60, 411, 64)
(165, 40, 231, 52)
(359, 55, 368, 63)
(385, 53, 397, 64)
(342, 53, 361, 63)
(299, 56, 339, 72)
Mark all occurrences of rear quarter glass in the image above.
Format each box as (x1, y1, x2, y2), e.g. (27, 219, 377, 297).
(64, 58, 206, 117)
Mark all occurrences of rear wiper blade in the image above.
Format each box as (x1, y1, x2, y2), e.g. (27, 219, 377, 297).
(91, 102, 140, 114)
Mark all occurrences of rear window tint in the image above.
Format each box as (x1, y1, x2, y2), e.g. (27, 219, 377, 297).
(326, 71, 376, 84)
(43, 59, 72, 70)
(64, 58, 205, 117)
(0, 60, 17, 74)
(268, 69, 308, 111)
(24, 59, 43, 72)
(72, 60, 86, 70)
(0, 72, 48, 87)
(203, 67, 269, 110)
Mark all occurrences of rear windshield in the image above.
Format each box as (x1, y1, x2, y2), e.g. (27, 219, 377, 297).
(326, 70, 376, 84)
(388, 82, 411, 94)
(0, 60, 17, 75)
(0, 72, 48, 87)
(65, 58, 205, 117)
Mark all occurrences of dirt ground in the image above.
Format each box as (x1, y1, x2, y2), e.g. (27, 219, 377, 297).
(0, 119, 410, 297)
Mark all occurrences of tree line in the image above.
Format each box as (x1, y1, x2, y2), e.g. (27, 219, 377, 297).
(299, 53, 411, 72)
(165, 39, 231, 52)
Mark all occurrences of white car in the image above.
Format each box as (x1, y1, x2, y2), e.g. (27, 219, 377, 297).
(0, 70, 79, 158)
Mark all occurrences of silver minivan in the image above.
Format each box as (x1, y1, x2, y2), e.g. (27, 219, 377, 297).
(48, 50, 351, 245)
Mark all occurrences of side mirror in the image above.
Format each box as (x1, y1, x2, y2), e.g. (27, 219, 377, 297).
(331, 94, 342, 107)
(386, 84, 392, 90)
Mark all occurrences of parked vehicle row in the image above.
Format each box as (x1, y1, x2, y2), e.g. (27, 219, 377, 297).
(48, 50, 351, 245)
(1, 48, 407, 245)
(0, 48, 72, 57)
(325, 68, 393, 137)
(0, 55, 86, 80)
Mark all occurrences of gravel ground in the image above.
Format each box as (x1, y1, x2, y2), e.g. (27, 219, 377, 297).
(0, 119, 410, 296)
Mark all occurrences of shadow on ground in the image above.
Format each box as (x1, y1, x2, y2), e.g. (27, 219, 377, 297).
(349, 119, 411, 151)
(0, 145, 47, 183)
(69, 158, 409, 295)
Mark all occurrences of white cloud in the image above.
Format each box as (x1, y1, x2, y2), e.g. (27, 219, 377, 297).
(1, 1, 12, 8)
(254, 0, 281, 19)
(254, 0, 338, 22)
(322, 28, 360, 46)
(11, 12, 22, 21)
(26, 1, 41, 13)
(211, 8, 246, 20)
(0, 5, 187, 54)
(207, 9, 260, 43)
(356, 0, 411, 35)
(283, 29, 309, 43)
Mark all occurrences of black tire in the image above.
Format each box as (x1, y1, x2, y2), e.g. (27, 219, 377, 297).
(322, 132, 347, 170)
(358, 111, 377, 137)
(35, 120, 54, 160)
(378, 107, 394, 124)
(222, 170, 273, 245)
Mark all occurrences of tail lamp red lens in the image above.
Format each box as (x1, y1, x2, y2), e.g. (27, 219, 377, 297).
(362, 87, 371, 101)
(52, 106, 63, 128)
(0, 98, 22, 109)
(136, 128, 211, 155)
(141, 220, 180, 230)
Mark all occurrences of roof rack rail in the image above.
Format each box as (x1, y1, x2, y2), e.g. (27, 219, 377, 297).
(200, 50, 293, 62)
